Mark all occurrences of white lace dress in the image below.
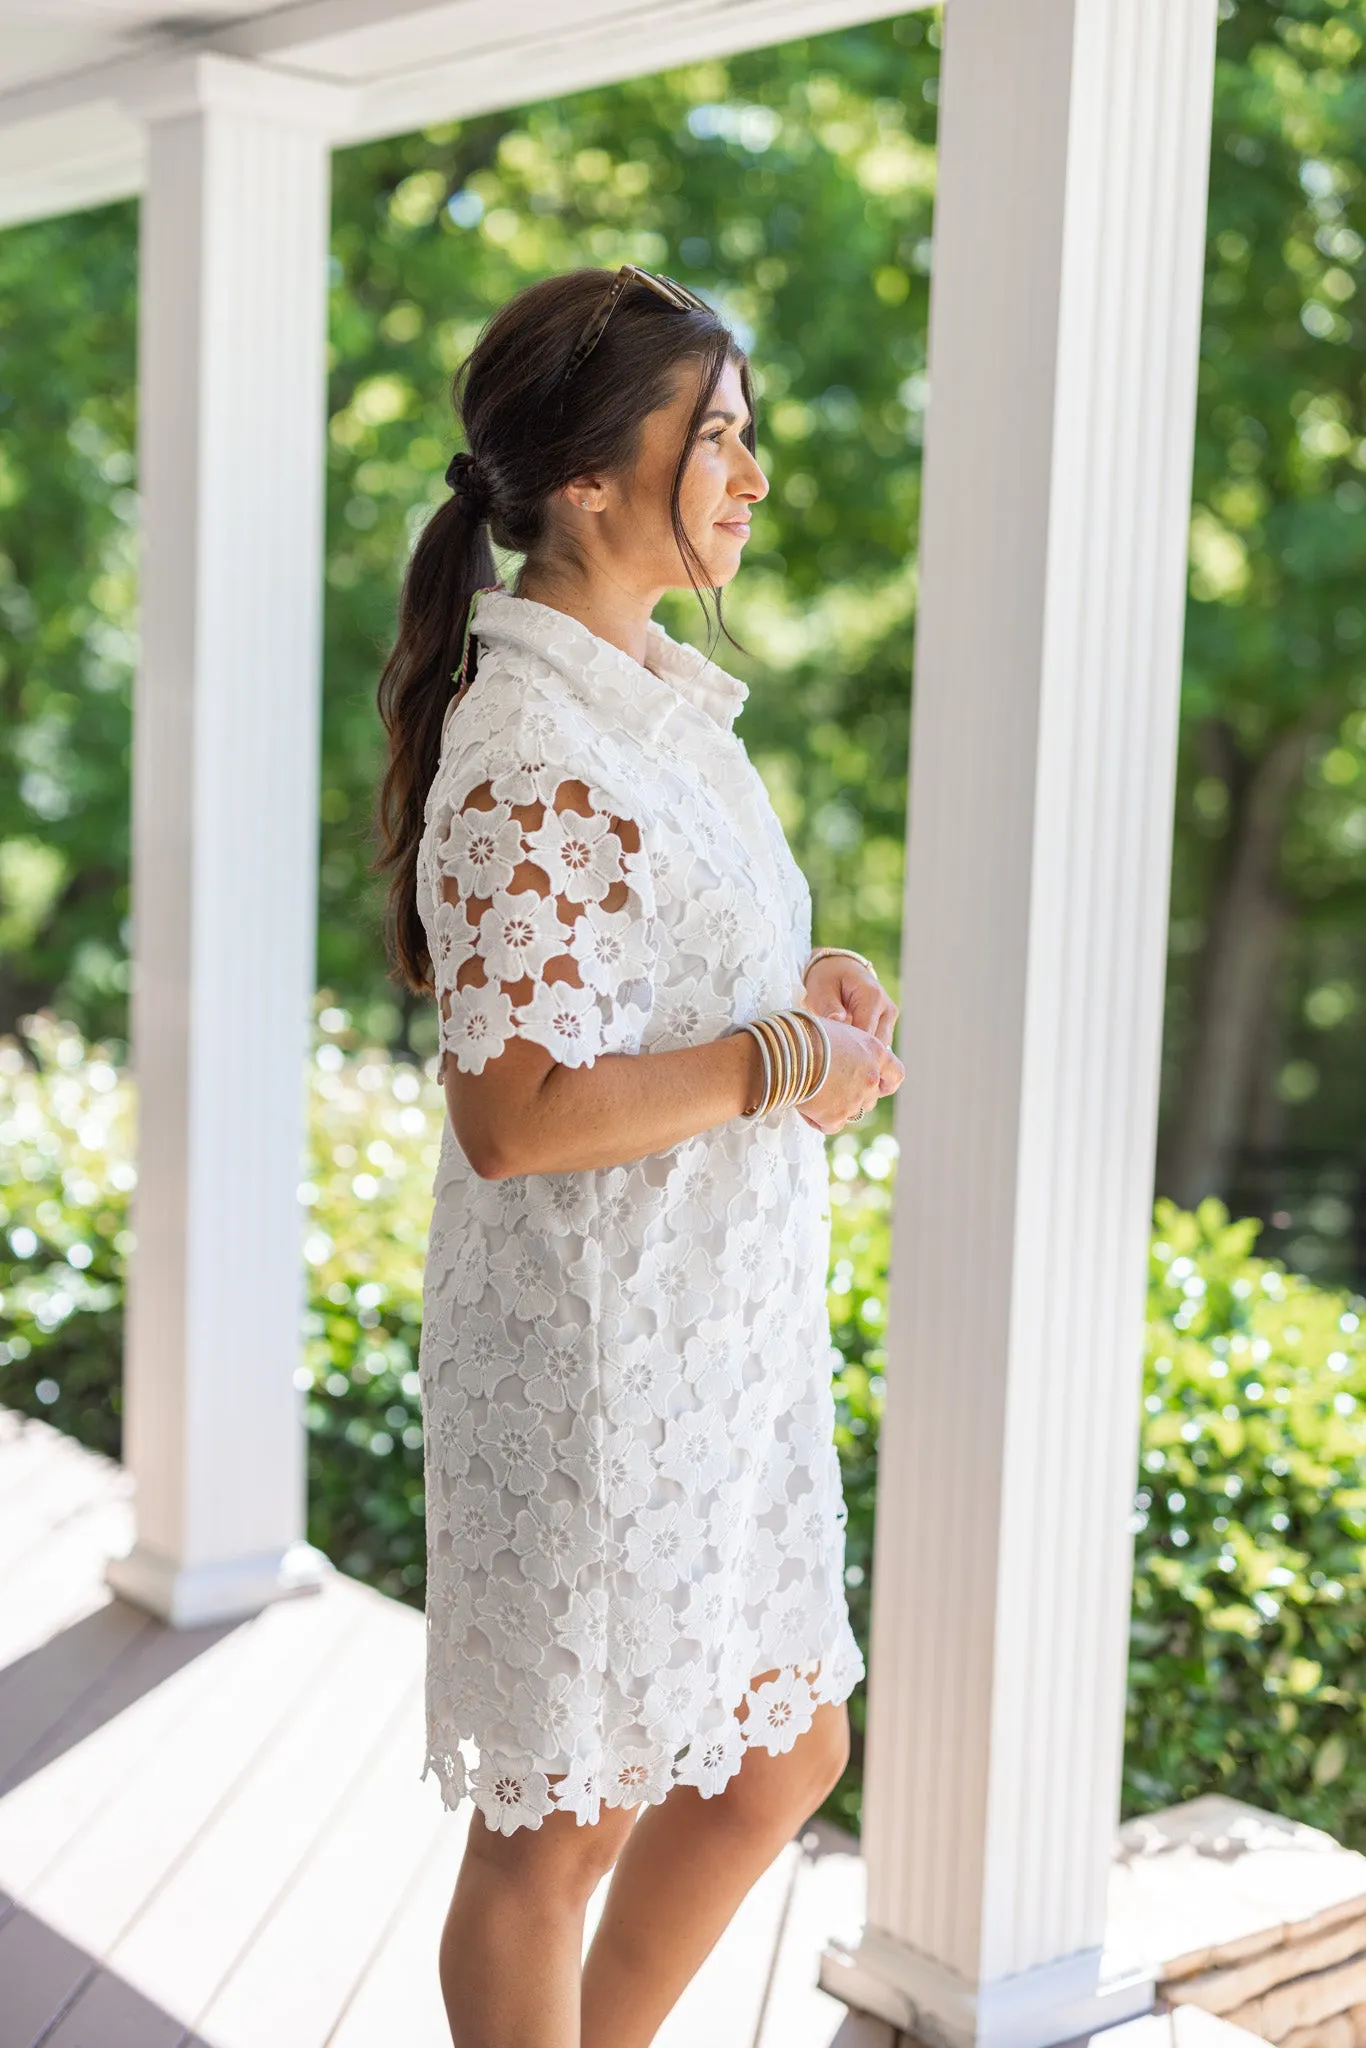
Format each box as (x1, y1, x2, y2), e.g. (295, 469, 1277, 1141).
(415, 588, 864, 1834)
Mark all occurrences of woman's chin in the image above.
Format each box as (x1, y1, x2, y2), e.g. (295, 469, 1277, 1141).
(662, 531, 747, 591)
(705, 543, 747, 587)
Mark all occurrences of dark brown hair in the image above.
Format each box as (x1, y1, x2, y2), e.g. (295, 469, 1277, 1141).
(373, 267, 754, 995)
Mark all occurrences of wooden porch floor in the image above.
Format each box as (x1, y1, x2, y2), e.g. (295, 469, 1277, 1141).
(0, 1408, 895, 2048)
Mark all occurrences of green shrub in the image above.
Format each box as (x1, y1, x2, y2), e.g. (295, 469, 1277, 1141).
(0, 1020, 132, 1456)
(1130, 1197, 1366, 1841)
(824, 1124, 895, 1829)
(5, 1015, 1366, 1843)
(0, 1005, 441, 1601)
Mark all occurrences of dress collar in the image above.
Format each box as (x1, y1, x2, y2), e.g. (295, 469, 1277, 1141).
(468, 587, 749, 743)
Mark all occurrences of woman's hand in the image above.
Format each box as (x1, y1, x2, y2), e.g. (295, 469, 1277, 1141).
(798, 1016, 904, 1135)
(802, 953, 898, 1047)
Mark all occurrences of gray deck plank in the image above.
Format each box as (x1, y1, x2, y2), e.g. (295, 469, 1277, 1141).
(19, 1583, 354, 1961)
(194, 1676, 444, 2048)
(0, 1420, 73, 1514)
(34, 1966, 192, 2048)
(0, 1608, 244, 1902)
(0, 1493, 134, 1674)
(0, 1598, 150, 1790)
(108, 1585, 418, 2028)
(325, 1818, 466, 2048)
(0, 1434, 124, 1583)
(0, 1906, 90, 2048)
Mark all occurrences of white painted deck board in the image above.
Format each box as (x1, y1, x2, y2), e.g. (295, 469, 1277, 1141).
(0, 1596, 150, 1787)
(194, 1681, 445, 2048)
(0, 1490, 135, 1672)
(0, 1410, 882, 2048)
(0, 1609, 244, 1901)
(107, 1593, 421, 2026)
(0, 1434, 122, 1580)
(324, 1820, 466, 2048)
(23, 1574, 358, 1958)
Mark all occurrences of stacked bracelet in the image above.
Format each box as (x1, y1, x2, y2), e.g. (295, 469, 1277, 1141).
(804, 945, 879, 981)
(738, 1006, 832, 1118)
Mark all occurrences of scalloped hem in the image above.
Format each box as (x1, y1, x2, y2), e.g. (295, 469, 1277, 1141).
(421, 1645, 865, 1835)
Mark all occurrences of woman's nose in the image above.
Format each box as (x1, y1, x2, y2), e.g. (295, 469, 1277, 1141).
(735, 453, 769, 503)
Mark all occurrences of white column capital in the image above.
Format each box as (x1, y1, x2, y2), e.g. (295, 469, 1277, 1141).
(116, 51, 356, 136)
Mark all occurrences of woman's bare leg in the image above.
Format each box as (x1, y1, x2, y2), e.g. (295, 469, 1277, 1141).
(439, 1798, 638, 2048)
(580, 1693, 850, 2048)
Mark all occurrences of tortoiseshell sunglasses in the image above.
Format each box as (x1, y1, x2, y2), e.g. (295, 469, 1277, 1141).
(562, 264, 712, 382)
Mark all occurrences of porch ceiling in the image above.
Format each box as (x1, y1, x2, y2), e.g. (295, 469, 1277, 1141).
(0, 0, 922, 230)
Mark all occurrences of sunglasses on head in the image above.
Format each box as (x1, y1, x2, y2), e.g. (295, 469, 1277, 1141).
(562, 264, 713, 383)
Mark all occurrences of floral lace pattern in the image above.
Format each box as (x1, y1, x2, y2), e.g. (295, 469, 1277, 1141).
(415, 590, 865, 1834)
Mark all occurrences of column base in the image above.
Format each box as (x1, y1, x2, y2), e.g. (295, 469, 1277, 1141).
(105, 1537, 332, 1628)
(819, 1932, 1154, 2048)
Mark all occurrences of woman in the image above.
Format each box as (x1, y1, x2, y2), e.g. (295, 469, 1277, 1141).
(376, 264, 904, 2048)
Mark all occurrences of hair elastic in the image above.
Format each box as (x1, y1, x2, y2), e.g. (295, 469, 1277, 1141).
(445, 450, 493, 520)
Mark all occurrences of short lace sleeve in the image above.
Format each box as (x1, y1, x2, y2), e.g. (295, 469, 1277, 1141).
(429, 772, 658, 1078)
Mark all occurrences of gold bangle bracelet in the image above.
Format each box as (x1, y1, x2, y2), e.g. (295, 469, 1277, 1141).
(789, 1007, 831, 1103)
(742, 1008, 833, 1119)
(811, 1014, 833, 1098)
(769, 1011, 798, 1110)
(794, 1011, 817, 1104)
(750, 1016, 787, 1115)
(777, 1011, 806, 1109)
(738, 1021, 771, 1117)
(774, 1013, 801, 1110)
(767, 1013, 795, 1110)
(781, 1008, 812, 1106)
(805, 945, 878, 982)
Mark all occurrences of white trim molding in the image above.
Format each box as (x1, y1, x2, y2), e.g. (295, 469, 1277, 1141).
(0, 0, 930, 229)
(115, 49, 358, 134)
(822, 0, 1219, 2041)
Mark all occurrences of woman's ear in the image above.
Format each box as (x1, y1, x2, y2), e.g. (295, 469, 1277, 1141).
(561, 475, 607, 513)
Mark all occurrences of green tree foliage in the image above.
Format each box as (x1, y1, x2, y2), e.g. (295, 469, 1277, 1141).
(0, 202, 137, 1042)
(1162, 0, 1366, 1249)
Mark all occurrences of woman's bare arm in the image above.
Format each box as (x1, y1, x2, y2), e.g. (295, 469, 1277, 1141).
(446, 1030, 763, 1179)
(433, 774, 897, 1176)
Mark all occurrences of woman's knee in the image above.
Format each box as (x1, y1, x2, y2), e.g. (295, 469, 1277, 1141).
(799, 1701, 851, 1804)
(720, 1701, 851, 1834)
(460, 1798, 637, 1913)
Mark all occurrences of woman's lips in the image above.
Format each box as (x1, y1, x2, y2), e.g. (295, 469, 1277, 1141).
(715, 519, 751, 538)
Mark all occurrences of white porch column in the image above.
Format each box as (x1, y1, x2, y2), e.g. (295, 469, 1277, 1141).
(823, 2, 1218, 2044)
(106, 55, 352, 1628)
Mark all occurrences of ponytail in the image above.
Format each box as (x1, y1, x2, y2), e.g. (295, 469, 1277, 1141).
(373, 267, 750, 1006)
(373, 479, 497, 993)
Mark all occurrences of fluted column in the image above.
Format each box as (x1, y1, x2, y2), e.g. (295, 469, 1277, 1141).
(822, 2, 1218, 2043)
(106, 56, 353, 1627)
